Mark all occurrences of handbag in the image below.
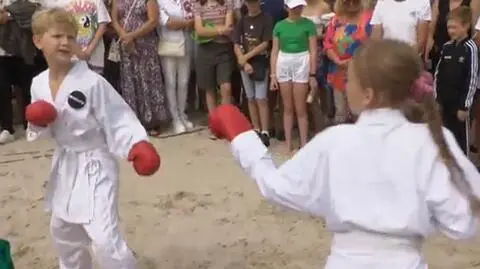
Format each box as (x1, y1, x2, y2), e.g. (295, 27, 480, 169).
(248, 55, 268, 81)
(107, 0, 139, 62)
(157, 40, 185, 57)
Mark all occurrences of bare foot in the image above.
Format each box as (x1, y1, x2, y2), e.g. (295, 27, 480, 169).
(282, 143, 293, 156)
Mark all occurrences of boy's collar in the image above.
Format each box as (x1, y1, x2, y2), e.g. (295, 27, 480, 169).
(453, 35, 469, 44)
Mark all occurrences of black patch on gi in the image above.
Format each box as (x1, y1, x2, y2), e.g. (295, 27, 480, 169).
(68, 91, 86, 109)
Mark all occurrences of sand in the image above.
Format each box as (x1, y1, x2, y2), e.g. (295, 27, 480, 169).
(1, 126, 480, 269)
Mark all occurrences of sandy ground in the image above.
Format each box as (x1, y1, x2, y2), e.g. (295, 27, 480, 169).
(1, 126, 480, 269)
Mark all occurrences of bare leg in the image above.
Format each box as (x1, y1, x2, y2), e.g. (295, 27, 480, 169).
(220, 82, 232, 105)
(248, 99, 261, 130)
(257, 98, 269, 132)
(292, 82, 309, 148)
(279, 82, 294, 152)
(205, 90, 217, 113)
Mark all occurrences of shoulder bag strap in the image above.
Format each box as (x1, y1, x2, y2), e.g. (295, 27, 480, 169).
(122, 0, 140, 29)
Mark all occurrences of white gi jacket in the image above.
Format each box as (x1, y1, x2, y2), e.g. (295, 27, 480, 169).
(27, 61, 148, 224)
(230, 108, 480, 269)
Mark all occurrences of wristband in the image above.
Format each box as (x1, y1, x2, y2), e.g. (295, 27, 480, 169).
(309, 73, 316, 77)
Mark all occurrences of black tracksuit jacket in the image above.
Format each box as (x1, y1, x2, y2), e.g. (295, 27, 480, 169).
(434, 38, 478, 111)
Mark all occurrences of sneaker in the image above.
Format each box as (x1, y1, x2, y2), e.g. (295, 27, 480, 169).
(180, 115, 194, 129)
(260, 132, 270, 147)
(172, 121, 186, 134)
(0, 130, 14, 144)
(209, 132, 218, 140)
(255, 130, 270, 147)
(470, 145, 478, 154)
(275, 130, 285, 141)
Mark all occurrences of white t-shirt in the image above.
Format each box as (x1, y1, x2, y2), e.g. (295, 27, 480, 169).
(371, 0, 431, 46)
(42, 0, 111, 68)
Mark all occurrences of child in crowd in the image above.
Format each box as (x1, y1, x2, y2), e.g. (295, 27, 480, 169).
(26, 8, 160, 269)
(434, 6, 478, 156)
(233, 0, 273, 146)
(42, 0, 111, 74)
(209, 39, 480, 268)
(270, 0, 317, 153)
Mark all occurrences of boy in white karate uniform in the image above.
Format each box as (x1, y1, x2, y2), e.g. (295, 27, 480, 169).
(25, 8, 161, 269)
(209, 39, 480, 269)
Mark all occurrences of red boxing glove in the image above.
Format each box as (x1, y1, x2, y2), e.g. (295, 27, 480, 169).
(25, 100, 57, 127)
(127, 141, 161, 176)
(208, 104, 252, 141)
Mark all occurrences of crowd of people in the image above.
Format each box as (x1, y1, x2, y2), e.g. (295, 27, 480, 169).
(1, 0, 480, 156)
(3, 0, 480, 268)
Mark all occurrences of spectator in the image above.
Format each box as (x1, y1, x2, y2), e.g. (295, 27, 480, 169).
(233, 0, 273, 146)
(111, 0, 169, 136)
(260, 0, 286, 141)
(103, 0, 121, 92)
(323, 0, 371, 123)
(302, 0, 332, 132)
(371, 0, 430, 55)
(426, 0, 471, 70)
(261, 0, 286, 23)
(270, 0, 317, 153)
(472, 13, 480, 164)
(434, 6, 477, 155)
(193, 0, 234, 115)
(42, 0, 111, 74)
(157, 0, 195, 134)
(0, 0, 38, 144)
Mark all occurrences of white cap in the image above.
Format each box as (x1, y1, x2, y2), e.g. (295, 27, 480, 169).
(285, 0, 307, 8)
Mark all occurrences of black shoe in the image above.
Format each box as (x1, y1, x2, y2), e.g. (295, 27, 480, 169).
(260, 132, 270, 147)
(275, 130, 285, 141)
(470, 145, 478, 154)
(269, 128, 276, 138)
(255, 130, 270, 147)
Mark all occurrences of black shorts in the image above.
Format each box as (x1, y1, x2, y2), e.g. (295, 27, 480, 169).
(195, 42, 234, 91)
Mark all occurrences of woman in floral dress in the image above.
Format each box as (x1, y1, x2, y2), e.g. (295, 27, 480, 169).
(111, 0, 169, 136)
(323, 0, 371, 123)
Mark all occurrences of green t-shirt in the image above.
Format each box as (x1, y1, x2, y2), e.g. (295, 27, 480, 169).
(273, 17, 317, 53)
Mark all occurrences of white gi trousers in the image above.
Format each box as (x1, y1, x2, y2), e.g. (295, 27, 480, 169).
(50, 208, 136, 269)
(48, 147, 137, 269)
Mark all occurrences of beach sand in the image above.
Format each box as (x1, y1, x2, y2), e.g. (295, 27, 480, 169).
(1, 127, 480, 269)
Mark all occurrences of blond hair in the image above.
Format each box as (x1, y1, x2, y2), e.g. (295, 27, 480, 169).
(447, 6, 472, 27)
(362, 0, 376, 10)
(352, 39, 480, 213)
(32, 8, 78, 36)
(334, 0, 363, 17)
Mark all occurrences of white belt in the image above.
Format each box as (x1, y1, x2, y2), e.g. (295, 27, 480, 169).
(332, 230, 422, 254)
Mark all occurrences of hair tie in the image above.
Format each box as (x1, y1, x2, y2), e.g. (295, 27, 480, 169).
(411, 71, 434, 102)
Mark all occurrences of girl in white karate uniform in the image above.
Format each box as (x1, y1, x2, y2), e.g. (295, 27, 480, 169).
(208, 38, 480, 269)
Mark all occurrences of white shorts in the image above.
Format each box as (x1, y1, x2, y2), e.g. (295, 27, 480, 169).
(276, 51, 310, 83)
